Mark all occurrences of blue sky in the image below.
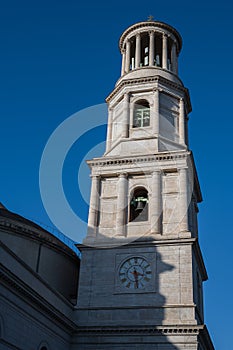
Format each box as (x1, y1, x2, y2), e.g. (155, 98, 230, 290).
(0, 0, 232, 348)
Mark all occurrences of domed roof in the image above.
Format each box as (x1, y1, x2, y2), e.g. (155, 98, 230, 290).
(0, 202, 7, 209)
(0, 202, 79, 257)
(0, 202, 80, 302)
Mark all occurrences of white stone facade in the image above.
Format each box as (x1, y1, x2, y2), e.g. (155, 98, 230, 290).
(77, 20, 215, 350)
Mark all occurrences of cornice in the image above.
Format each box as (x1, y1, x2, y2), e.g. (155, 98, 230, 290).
(87, 151, 189, 168)
(76, 324, 202, 335)
(76, 304, 195, 311)
(0, 219, 79, 260)
(106, 75, 192, 113)
(76, 237, 197, 251)
(199, 325, 215, 350)
(0, 263, 77, 333)
(119, 21, 182, 53)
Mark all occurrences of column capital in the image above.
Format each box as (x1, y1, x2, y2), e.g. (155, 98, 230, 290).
(180, 98, 186, 113)
(117, 172, 128, 178)
(90, 174, 101, 179)
(152, 170, 161, 175)
(153, 88, 162, 92)
(178, 167, 188, 173)
(123, 92, 130, 101)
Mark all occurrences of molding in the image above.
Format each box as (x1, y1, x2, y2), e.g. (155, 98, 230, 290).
(0, 219, 79, 260)
(119, 21, 182, 53)
(76, 237, 197, 251)
(76, 324, 203, 335)
(106, 75, 191, 113)
(76, 304, 195, 311)
(0, 268, 77, 333)
(0, 244, 78, 333)
(87, 150, 189, 168)
(0, 338, 21, 349)
(199, 325, 215, 350)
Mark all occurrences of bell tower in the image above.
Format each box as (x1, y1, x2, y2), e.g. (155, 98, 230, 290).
(74, 20, 215, 350)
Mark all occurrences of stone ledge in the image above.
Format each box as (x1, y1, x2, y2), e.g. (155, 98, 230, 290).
(76, 325, 203, 335)
(87, 151, 189, 168)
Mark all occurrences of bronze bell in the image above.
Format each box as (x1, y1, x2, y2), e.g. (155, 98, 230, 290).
(135, 200, 144, 211)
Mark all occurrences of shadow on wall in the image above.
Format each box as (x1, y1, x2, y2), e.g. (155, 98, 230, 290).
(75, 236, 181, 349)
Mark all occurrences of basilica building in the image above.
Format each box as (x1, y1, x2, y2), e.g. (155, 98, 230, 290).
(0, 19, 215, 350)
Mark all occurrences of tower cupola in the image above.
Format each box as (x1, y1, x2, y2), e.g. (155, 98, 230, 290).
(105, 20, 191, 157)
(119, 20, 182, 85)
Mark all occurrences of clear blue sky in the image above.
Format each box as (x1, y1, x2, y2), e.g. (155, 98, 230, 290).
(0, 0, 232, 348)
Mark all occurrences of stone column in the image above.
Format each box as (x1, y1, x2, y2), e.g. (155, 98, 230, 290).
(121, 49, 126, 76)
(106, 108, 113, 153)
(153, 89, 160, 135)
(149, 31, 155, 66)
(122, 93, 130, 138)
(171, 41, 177, 74)
(179, 168, 189, 232)
(135, 33, 141, 68)
(179, 98, 186, 145)
(151, 171, 162, 234)
(116, 173, 128, 236)
(162, 34, 168, 70)
(125, 40, 131, 73)
(87, 175, 100, 236)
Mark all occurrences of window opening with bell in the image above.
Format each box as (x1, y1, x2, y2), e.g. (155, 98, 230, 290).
(130, 187, 148, 222)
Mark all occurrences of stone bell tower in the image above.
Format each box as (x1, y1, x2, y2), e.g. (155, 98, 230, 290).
(74, 20, 215, 350)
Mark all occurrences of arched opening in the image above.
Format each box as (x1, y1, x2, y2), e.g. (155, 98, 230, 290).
(129, 37, 136, 70)
(141, 33, 149, 67)
(129, 187, 148, 222)
(38, 342, 49, 350)
(155, 33, 162, 67)
(133, 100, 150, 128)
(167, 37, 172, 71)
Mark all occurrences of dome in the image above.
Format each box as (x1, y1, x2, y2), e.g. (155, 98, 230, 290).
(0, 203, 80, 302)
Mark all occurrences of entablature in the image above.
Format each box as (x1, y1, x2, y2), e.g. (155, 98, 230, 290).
(106, 75, 192, 113)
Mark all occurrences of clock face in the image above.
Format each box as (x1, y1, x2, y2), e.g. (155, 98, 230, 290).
(119, 257, 152, 289)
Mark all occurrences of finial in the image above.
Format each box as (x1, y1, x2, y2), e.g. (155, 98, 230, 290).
(147, 15, 154, 21)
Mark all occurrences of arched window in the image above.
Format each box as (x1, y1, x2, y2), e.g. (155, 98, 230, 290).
(130, 187, 148, 222)
(38, 342, 49, 350)
(133, 100, 150, 128)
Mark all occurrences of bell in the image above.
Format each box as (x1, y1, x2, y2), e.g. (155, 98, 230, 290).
(135, 200, 144, 211)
